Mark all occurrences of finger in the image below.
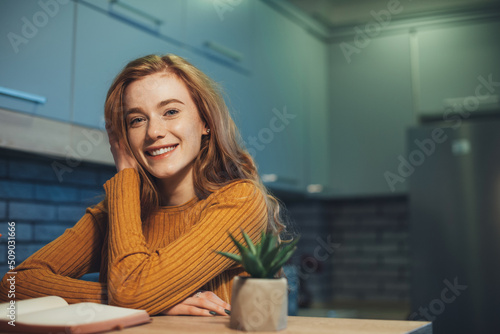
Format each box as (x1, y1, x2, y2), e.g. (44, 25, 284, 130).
(199, 291, 231, 311)
(187, 306, 218, 317)
(186, 295, 229, 316)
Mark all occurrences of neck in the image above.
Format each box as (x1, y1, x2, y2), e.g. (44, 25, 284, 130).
(156, 165, 196, 207)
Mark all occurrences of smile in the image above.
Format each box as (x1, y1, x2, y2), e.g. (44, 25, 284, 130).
(146, 144, 178, 157)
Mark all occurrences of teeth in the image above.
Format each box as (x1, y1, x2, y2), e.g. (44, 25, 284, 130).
(150, 146, 176, 156)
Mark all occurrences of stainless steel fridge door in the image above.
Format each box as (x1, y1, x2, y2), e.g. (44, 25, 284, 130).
(408, 119, 500, 334)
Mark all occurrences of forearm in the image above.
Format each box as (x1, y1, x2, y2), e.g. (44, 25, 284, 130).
(0, 269, 107, 304)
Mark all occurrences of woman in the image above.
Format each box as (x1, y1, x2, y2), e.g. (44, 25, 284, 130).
(0, 54, 285, 316)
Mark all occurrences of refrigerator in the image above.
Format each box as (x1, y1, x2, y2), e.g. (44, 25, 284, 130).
(408, 119, 500, 334)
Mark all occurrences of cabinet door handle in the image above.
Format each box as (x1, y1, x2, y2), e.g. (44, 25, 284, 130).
(109, 0, 163, 28)
(204, 41, 243, 62)
(0, 86, 47, 104)
(261, 174, 298, 185)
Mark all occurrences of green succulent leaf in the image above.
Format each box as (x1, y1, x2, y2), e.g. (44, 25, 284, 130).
(214, 230, 300, 279)
(261, 247, 281, 270)
(260, 233, 277, 256)
(241, 229, 257, 255)
(214, 251, 242, 263)
(269, 237, 300, 269)
(255, 231, 265, 258)
(240, 247, 266, 278)
(267, 246, 297, 278)
(227, 232, 247, 255)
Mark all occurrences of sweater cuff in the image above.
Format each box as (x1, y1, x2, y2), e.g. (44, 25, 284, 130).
(103, 168, 140, 196)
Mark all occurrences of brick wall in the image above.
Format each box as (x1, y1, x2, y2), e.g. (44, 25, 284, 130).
(284, 196, 410, 307)
(0, 147, 115, 275)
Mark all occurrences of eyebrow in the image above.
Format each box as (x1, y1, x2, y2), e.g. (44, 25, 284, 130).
(125, 98, 185, 116)
(157, 98, 184, 109)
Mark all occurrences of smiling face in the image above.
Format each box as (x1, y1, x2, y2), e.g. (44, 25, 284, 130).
(124, 72, 208, 192)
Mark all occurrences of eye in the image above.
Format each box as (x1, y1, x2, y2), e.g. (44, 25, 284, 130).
(164, 109, 179, 116)
(128, 117, 145, 127)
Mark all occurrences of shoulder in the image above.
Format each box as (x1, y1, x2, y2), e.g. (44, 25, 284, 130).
(198, 180, 267, 216)
(210, 179, 265, 203)
(199, 180, 268, 231)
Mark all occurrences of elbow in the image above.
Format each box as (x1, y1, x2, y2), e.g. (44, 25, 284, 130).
(107, 286, 136, 309)
(107, 283, 165, 315)
(107, 293, 157, 315)
(107, 281, 144, 310)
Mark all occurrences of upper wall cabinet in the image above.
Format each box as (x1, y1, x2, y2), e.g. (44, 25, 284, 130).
(302, 32, 330, 196)
(0, 0, 74, 122)
(417, 20, 500, 116)
(73, 2, 195, 129)
(249, 1, 307, 193)
(329, 33, 414, 197)
(185, 0, 254, 72)
(80, 0, 185, 42)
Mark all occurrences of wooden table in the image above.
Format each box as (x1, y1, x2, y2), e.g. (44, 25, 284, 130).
(112, 316, 432, 334)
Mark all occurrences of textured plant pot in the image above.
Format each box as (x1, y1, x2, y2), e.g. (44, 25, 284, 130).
(230, 276, 287, 331)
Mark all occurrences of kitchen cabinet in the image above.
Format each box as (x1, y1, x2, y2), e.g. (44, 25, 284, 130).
(0, 0, 330, 196)
(0, 0, 74, 122)
(80, 0, 185, 43)
(191, 2, 327, 195)
(73, 2, 190, 128)
(302, 31, 330, 196)
(195, 54, 254, 162)
(185, 0, 254, 72)
(200, 61, 252, 126)
(329, 33, 414, 196)
(417, 19, 500, 116)
(249, 1, 307, 193)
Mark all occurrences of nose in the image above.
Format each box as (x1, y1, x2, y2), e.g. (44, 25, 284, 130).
(146, 116, 167, 139)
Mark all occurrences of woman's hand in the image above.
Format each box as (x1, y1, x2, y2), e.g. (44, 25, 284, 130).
(160, 291, 231, 316)
(106, 123, 138, 172)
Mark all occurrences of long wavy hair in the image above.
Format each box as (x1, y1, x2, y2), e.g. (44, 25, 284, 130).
(104, 54, 285, 237)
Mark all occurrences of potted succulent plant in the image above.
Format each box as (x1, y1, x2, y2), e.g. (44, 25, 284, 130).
(216, 230, 299, 331)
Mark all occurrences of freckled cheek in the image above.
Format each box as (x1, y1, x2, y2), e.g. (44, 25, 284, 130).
(127, 131, 145, 157)
(181, 125, 203, 146)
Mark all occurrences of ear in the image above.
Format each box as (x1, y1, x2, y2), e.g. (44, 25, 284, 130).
(203, 123, 210, 135)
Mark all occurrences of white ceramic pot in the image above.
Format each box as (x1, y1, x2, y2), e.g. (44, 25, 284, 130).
(230, 276, 288, 331)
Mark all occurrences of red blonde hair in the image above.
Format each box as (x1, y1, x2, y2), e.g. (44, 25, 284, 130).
(104, 54, 285, 236)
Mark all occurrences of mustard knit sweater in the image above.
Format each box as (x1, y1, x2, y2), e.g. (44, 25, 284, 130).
(0, 168, 267, 315)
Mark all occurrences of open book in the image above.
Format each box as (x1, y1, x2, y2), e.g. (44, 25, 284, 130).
(0, 296, 151, 333)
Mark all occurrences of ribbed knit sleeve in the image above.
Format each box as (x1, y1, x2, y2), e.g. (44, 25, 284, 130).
(104, 168, 267, 315)
(0, 202, 108, 304)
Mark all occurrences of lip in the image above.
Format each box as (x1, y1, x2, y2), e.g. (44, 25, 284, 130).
(145, 144, 178, 159)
